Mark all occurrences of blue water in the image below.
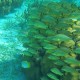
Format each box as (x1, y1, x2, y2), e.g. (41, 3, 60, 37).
(0, 0, 27, 80)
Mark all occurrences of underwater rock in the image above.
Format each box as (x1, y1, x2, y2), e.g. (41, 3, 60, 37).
(0, 0, 23, 17)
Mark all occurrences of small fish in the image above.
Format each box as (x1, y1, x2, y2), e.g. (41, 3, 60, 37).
(21, 61, 31, 68)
